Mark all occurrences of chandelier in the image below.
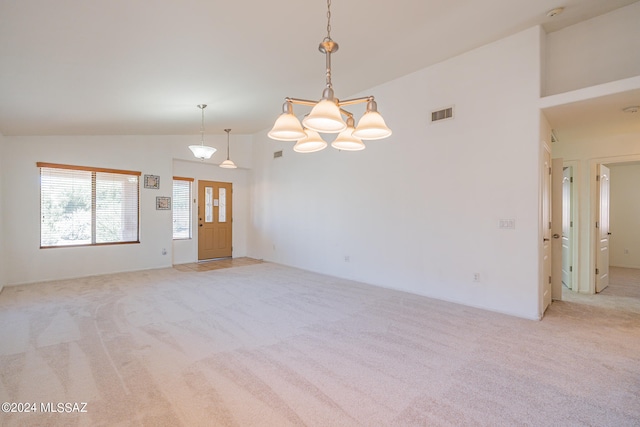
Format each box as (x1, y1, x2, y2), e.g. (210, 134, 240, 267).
(189, 104, 216, 160)
(268, 0, 391, 152)
(219, 129, 237, 168)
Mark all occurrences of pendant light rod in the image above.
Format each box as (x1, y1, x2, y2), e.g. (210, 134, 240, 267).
(224, 128, 231, 160)
(199, 104, 206, 144)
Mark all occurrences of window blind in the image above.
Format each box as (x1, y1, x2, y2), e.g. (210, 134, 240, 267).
(173, 177, 193, 240)
(38, 163, 140, 247)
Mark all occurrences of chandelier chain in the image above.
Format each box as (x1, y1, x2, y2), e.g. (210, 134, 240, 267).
(326, 0, 332, 40)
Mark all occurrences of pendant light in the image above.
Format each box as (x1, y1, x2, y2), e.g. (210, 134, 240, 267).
(268, 0, 391, 152)
(189, 104, 216, 160)
(219, 128, 237, 168)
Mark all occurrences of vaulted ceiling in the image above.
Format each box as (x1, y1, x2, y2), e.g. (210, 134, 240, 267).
(1, 0, 638, 137)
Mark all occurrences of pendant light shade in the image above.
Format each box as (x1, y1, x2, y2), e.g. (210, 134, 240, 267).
(301, 99, 347, 133)
(332, 117, 365, 151)
(293, 130, 327, 153)
(352, 100, 392, 140)
(189, 104, 217, 160)
(219, 159, 236, 168)
(268, 101, 306, 141)
(189, 144, 216, 160)
(219, 128, 237, 169)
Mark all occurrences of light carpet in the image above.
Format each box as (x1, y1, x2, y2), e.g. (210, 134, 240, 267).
(0, 263, 639, 426)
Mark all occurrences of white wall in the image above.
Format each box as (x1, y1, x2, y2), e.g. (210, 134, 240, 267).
(545, 2, 640, 95)
(172, 159, 250, 264)
(0, 132, 5, 292)
(249, 27, 544, 320)
(3, 134, 251, 285)
(609, 163, 640, 268)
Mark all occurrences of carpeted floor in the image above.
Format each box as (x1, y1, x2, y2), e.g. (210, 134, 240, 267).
(0, 263, 639, 426)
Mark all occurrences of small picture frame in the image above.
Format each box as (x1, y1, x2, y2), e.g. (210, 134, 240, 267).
(144, 174, 160, 189)
(156, 196, 171, 210)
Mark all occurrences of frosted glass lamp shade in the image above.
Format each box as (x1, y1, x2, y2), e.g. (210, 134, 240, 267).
(293, 130, 328, 153)
(302, 99, 347, 133)
(332, 119, 365, 151)
(352, 111, 392, 140)
(189, 145, 217, 160)
(268, 112, 306, 141)
(219, 159, 237, 169)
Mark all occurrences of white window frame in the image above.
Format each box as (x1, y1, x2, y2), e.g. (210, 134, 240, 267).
(173, 176, 194, 240)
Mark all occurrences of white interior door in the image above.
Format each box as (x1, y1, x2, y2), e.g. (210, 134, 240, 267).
(596, 164, 610, 293)
(542, 147, 552, 312)
(562, 166, 573, 290)
(551, 159, 563, 300)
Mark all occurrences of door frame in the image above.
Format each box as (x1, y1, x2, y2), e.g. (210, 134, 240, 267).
(551, 158, 563, 300)
(540, 142, 552, 316)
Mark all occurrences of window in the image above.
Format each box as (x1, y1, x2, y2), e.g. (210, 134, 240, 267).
(39, 163, 140, 248)
(173, 177, 193, 239)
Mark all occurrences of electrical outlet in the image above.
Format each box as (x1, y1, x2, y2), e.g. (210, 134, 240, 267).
(344, 256, 350, 262)
(162, 248, 167, 255)
(473, 273, 480, 282)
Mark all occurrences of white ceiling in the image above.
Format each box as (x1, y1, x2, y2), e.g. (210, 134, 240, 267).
(0, 0, 638, 137)
(543, 87, 640, 143)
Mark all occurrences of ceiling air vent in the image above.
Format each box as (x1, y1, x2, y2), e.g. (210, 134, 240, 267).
(431, 106, 454, 123)
(273, 150, 283, 159)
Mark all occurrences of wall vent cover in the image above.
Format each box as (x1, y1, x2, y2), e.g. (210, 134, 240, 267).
(431, 106, 454, 123)
(273, 150, 283, 159)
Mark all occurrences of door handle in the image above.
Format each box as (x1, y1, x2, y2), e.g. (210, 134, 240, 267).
(607, 232, 612, 235)
(543, 238, 550, 242)
(199, 224, 203, 227)
(553, 234, 560, 239)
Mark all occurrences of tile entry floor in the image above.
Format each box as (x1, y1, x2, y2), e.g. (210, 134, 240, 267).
(173, 257, 263, 273)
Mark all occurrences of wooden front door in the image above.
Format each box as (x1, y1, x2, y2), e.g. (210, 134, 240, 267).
(198, 180, 232, 260)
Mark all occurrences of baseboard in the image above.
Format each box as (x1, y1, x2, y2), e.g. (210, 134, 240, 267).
(610, 264, 640, 269)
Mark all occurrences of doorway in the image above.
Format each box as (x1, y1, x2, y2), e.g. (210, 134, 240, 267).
(596, 161, 640, 294)
(198, 180, 233, 260)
